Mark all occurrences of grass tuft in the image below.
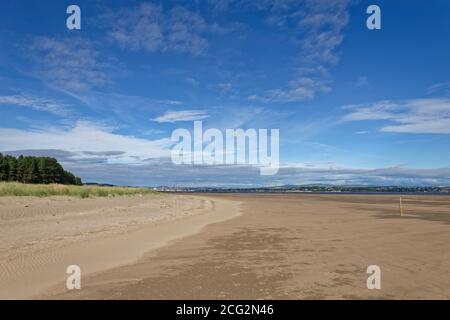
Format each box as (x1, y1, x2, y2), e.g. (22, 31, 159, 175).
(0, 182, 154, 198)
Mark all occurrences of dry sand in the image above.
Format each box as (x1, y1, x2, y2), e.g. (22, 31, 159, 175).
(0, 194, 241, 299)
(2, 193, 450, 299)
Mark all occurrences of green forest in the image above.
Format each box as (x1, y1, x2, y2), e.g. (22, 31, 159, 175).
(0, 154, 82, 185)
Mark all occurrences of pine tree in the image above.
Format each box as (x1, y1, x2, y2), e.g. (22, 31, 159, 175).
(22, 157, 34, 183)
(17, 155, 25, 182)
(7, 156, 18, 182)
(0, 153, 6, 181)
(0, 154, 82, 185)
(30, 158, 40, 183)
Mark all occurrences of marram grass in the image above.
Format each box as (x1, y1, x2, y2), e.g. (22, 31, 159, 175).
(0, 182, 154, 198)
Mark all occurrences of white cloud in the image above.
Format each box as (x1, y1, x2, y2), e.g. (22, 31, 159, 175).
(342, 98, 450, 134)
(157, 99, 183, 106)
(102, 3, 209, 55)
(354, 76, 369, 88)
(261, 75, 331, 102)
(28, 37, 112, 92)
(10, 154, 449, 187)
(0, 121, 172, 162)
(3, 121, 449, 186)
(104, 3, 163, 52)
(0, 94, 71, 117)
(167, 7, 208, 55)
(427, 82, 450, 95)
(249, 0, 351, 102)
(185, 77, 199, 86)
(152, 110, 209, 123)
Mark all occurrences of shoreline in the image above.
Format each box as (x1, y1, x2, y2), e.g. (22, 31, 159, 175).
(0, 194, 242, 299)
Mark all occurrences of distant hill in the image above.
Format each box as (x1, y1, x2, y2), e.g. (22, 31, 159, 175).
(0, 153, 82, 185)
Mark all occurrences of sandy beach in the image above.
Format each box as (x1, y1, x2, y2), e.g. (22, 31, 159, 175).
(2, 193, 450, 299)
(0, 194, 241, 299)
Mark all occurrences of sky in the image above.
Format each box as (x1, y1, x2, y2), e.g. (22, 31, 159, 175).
(1, 0, 450, 187)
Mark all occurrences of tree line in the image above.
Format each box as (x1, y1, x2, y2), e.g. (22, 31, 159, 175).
(0, 153, 82, 185)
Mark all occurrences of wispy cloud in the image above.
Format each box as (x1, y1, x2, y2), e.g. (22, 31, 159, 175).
(28, 37, 112, 92)
(427, 82, 450, 95)
(185, 77, 200, 86)
(152, 110, 209, 123)
(55, 91, 185, 127)
(342, 98, 450, 134)
(157, 99, 183, 106)
(254, 74, 331, 102)
(248, 0, 351, 102)
(0, 94, 72, 117)
(0, 121, 172, 162)
(101, 3, 209, 55)
(354, 76, 369, 88)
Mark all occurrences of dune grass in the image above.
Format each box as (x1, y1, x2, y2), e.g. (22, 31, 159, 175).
(0, 182, 154, 198)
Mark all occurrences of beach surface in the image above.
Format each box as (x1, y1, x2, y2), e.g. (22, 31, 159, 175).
(0, 194, 241, 299)
(2, 193, 450, 299)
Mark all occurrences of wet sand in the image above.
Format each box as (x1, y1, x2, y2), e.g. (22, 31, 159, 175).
(41, 193, 450, 300)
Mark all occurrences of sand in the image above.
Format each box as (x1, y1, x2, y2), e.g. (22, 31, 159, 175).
(0, 194, 241, 299)
(2, 193, 450, 299)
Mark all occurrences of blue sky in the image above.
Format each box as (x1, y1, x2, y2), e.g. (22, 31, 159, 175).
(1, 0, 450, 186)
